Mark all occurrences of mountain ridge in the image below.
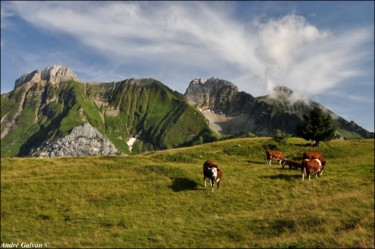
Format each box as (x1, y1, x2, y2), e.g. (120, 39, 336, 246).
(1, 65, 372, 157)
(184, 77, 373, 138)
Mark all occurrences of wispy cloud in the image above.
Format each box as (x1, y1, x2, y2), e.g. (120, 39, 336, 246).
(3, 1, 373, 100)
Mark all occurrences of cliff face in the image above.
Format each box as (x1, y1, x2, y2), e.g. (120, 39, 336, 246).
(185, 77, 240, 114)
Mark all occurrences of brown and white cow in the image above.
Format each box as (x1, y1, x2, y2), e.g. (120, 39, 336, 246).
(303, 151, 326, 167)
(203, 160, 222, 192)
(301, 159, 324, 180)
(265, 150, 286, 165)
(281, 159, 302, 170)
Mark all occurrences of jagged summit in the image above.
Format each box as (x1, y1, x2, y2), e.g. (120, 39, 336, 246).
(190, 78, 207, 85)
(273, 86, 294, 96)
(188, 77, 237, 89)
(185, 77, 239, 107)
(14, 64, 78, 89)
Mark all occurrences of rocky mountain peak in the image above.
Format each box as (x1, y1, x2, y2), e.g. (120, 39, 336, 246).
(14, 64, 78, 89)
(41, 64, 77, 84)
(273, 86, 294, 96)
(190, 78, 207, 85)
(185, 77, 238, 107)
(187, 77, 238, 90)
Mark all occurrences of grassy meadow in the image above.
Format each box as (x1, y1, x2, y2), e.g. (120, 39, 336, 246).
(1, 137, 374, 248)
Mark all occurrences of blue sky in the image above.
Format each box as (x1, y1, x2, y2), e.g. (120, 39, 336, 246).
(1, 1, 374, 132)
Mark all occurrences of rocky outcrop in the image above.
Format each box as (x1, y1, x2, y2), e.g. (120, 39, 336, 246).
(29, 123, 119, 157)
(14, 65, 78, 89)
(185, 77, 273, 135)
(273, 86, 294, 96)
(185, 77, 242, 115)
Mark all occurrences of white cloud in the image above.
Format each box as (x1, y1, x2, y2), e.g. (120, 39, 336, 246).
(4, 2, 263, 91)
(4, 1, 373, 101)
(253, 14, 373, 99)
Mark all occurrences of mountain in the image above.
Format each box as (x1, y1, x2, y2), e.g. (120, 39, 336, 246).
(2, 66, 372, 157)
(1, 65, 216, 157)
(184, 78, 303, 136)
(256, 86, 374, 139)
(184, 78, 373, 138)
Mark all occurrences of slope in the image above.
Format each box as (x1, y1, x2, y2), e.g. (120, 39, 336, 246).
(1, 137, 373, 248)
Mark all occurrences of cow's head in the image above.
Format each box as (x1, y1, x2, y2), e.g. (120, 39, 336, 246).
(210, 167, 218, 179)
(317, 167, 324, 176)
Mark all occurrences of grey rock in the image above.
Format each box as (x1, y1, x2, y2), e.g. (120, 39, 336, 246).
(30, 123, 119, 157)
(14, 65, 78, 90)
(185, 77, 239, 115)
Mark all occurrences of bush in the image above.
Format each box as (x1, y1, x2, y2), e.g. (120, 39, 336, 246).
(272, 129, 290, 144)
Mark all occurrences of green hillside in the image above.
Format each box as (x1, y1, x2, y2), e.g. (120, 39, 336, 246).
(1, 79, 217, 157)
(1, 138, 373, 248)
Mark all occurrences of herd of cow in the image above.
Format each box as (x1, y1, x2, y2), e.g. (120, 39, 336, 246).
(203, 149, 327, 192)
(266, 149, 326, 181)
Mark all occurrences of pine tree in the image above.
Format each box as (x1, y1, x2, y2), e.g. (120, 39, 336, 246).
(296, 107, 336, 147)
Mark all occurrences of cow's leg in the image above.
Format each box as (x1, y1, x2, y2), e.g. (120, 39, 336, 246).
(217, 178, 220, 191)
(204, 176, 206, 187)
(210, 179, 214, 192)
(302, 167, 305, 180)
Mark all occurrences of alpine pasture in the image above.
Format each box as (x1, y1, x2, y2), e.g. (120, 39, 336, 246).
(1, 138, 374, 248)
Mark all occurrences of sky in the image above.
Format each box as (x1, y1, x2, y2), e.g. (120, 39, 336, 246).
(1, 1, 374, 132)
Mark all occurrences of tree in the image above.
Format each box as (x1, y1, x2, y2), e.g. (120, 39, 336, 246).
(296, 107, 336, 147)
(272, 129, 290, 144)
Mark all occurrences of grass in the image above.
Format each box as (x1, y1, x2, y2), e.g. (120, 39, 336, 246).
(1, 137, 374, 248)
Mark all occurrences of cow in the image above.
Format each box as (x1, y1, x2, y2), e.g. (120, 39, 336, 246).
(265, 150, 286, 165)
(281, 159, 302, 170)
(301, 159, 324, 180)
(303, 151, 326, 167)
(203, 160, 222, 192)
